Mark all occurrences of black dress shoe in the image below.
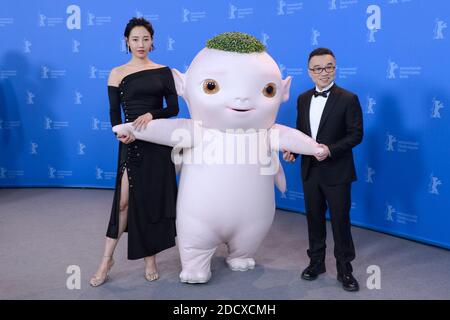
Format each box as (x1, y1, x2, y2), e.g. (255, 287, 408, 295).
(301, 262, 326, 281)
(337, 273, 359, 292)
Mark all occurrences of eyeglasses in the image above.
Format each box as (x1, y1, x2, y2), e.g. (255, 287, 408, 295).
(309, 65, 336, 74)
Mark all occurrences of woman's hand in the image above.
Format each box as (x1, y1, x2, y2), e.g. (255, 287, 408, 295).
(117, 132, 136, 144)
(133, 112, 153, 131)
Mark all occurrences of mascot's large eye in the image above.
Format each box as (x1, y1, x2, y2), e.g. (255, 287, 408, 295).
(202, 79, 220, 94)
(262, 83, 277, 98)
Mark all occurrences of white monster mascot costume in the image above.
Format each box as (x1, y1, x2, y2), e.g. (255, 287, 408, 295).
(113, 32, 324, 283)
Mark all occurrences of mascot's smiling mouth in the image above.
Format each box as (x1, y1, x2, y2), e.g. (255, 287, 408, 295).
(227, 107, 254, 113)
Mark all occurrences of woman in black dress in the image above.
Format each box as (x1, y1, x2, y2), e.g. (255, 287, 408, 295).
(90, 17, 179, 287)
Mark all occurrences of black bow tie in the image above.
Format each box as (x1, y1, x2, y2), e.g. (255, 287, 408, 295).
(313, 89, 330, 98)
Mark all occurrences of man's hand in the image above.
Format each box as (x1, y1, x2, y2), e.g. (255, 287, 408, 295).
(133, 112, 153, 131)
(315, 144, 330, 161)
(117, 132, 136, 144)
(282, 150, 296, 162)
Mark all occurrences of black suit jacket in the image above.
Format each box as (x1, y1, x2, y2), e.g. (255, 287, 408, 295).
(296, 85, 363, 185)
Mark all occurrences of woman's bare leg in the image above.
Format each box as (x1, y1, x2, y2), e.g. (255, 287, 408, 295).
(90, 170, 129, 286)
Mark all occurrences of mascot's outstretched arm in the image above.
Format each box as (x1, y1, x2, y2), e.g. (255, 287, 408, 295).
(270, 123, 324, 156)
(112, 118, 197, 148)
(270, 124, 323, 194)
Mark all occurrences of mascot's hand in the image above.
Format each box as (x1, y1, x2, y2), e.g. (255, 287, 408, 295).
(113, 124, 135, 144)
(314, 144, 329, 161)
(112, 123, 129, 136)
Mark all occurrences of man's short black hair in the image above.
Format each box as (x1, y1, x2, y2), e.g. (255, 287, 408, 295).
(308, 48, 336, 63)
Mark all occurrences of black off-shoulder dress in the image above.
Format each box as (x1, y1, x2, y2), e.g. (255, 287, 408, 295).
(106, 67, 179, 260)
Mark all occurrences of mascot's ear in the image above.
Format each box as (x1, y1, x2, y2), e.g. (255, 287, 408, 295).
(171, 68, 186, 96)
(281, 76, 292, 103)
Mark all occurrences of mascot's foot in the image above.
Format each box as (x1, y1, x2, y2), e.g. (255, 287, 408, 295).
(226, 257, 255, 271)
(179, 269, 211, 284)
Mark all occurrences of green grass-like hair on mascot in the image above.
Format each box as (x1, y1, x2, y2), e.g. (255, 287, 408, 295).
(206, 32, 266, 53)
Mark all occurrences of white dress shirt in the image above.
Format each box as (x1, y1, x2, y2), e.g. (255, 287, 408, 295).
(309, 82, 334, 141)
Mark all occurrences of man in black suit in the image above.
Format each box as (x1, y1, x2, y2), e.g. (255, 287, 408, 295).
(284, 48, 363, 291)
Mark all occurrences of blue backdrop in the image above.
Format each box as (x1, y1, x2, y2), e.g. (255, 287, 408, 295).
(1, 0, 449, 249)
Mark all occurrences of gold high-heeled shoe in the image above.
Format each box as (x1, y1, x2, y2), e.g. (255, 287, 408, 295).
(90, 256, 115, 287)
(144, 271, 159, 282)
(144, 256, 159, 282)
